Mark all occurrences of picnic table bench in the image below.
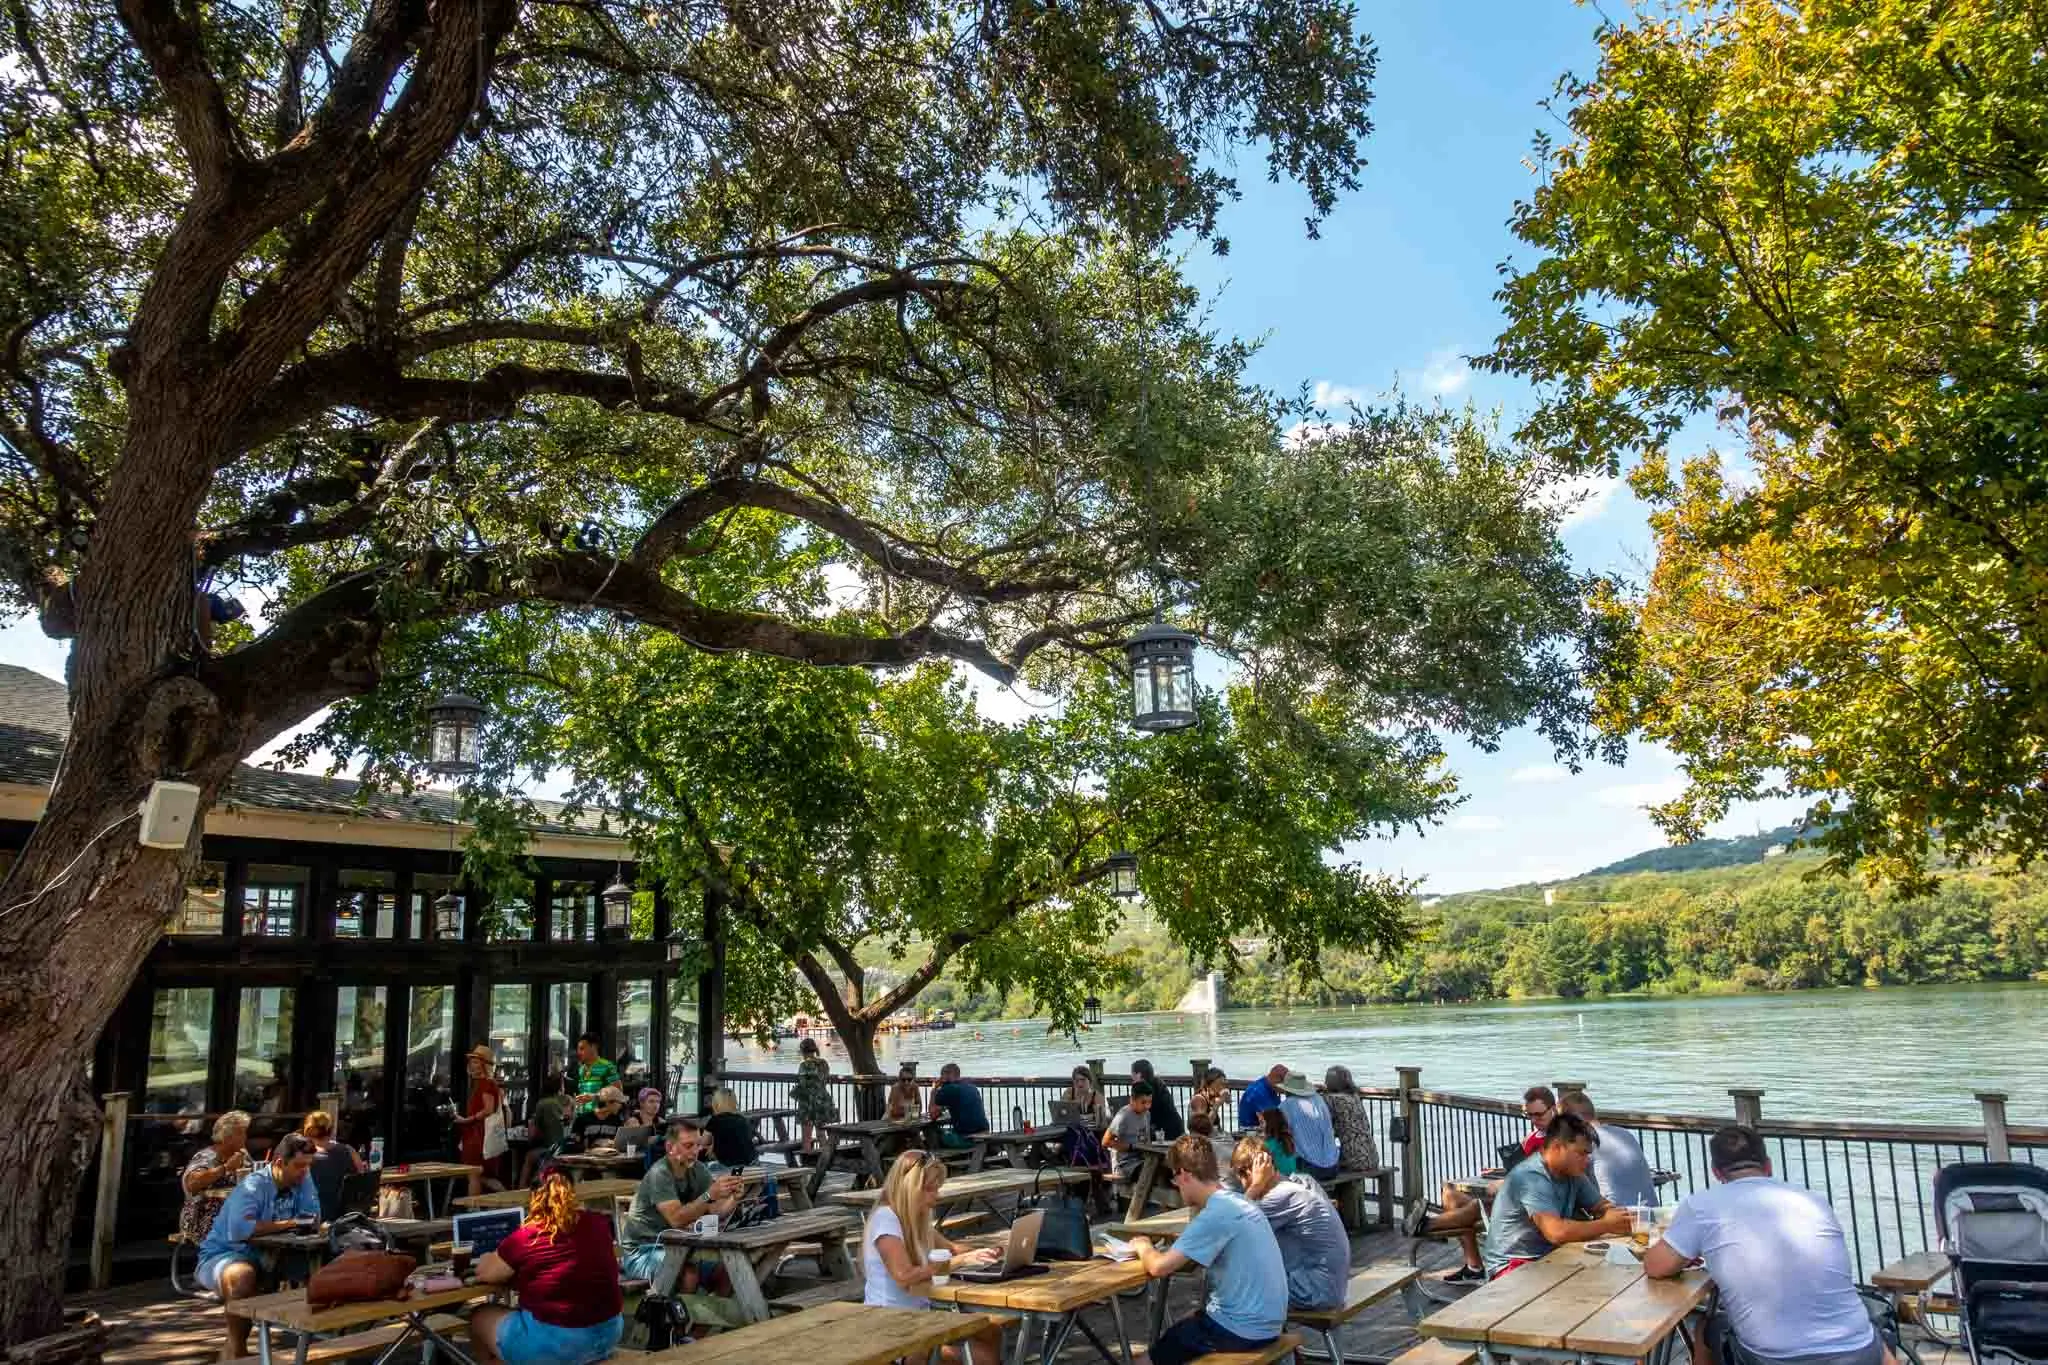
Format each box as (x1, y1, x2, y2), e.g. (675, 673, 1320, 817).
(639, 1299, 1004, 1365)
(551, 1150, 646, 1183)
(1323, 1166, 1398, 1230)
(374, 1161, 479, 1217)
(811, 1116, 948, 1193)
(1288, 1263, 1424, 1364)
(454, 1177, 640, 1210)
(234, 1280, 493, 1365)
(1419, 1241, 1711, 1365)
(828, 1165, 1091, 1225)
(653, 1205, 860, 1323)
(929, 1251, 1158, 1364)
(1874, 1251, 1960, 1338)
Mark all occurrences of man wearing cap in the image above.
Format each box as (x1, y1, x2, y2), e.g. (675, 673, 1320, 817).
(573, 1085, 630, 1151)
(453, 1044, 503, 1196)
(1277, 1072, 1340, 1182)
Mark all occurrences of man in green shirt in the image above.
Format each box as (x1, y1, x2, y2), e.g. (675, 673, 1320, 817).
(621, 1116, 743, 1321)
(573, 1033, 620, 1113)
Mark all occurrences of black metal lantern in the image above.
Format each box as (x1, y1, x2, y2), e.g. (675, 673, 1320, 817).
(602, 876, 633, 932)
(667, 930, 695, 967)
(432, 890, 462, 939)
(425, 692, 485, 776)
(1083, 995, 1103, 1027)
(1124, 617, 1198, 732)
(1107, 850, 1139, 900)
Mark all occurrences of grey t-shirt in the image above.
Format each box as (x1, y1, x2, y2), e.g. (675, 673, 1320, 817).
(1107, 1103, 1152, 1178)
(1254, 1177, 1351, 1310)
(1589, 1122, 1657, 1209)
(624, 1157, 711, 1244)
(1483, 1154, 1602, 1276)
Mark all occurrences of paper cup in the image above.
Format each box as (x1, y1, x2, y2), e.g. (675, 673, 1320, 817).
(927, 1249, 953, 1286)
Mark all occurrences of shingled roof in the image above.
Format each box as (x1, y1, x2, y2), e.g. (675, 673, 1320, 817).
(0, 664, 595, 834)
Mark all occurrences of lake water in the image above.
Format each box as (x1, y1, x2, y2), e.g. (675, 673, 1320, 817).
(724, 981, 2048, 1127)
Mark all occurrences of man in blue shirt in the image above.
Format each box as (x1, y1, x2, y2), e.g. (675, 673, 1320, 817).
(1278, 1074, 1341, 1180)
(927, 1063, 989, 1147)
(1130, 1134, 1288, 1364)
(200, 1132, 323, 1359)
(1483, 1111, 1630, 1277)
(1237, 1063, 1288, 1132)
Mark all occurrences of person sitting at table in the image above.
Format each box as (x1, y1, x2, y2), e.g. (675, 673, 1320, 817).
(469, 1168, 625, 1364)
(861, 1150, 1007, 1363)
(633, 1086, 664, 1130)
(1233, 1137, 1350, 1312)
(1064, 1065, 1107, 1127)
(1482, 1110, 1631, 1278)
(521, 1073, 571, 1187)
(1192, 1068, 1229, 1125)
(791, 1038, 839, 1152)
(1516, 1084, 1558, 1158)
(178, 1109, 253, 1247)
(1131, 1059, 1185, 1140)
(886, 1064, 922, 1121)
(1278, 1073, 1340, 1182)
(1559, 1089, 1657, 1209)
(571, 1085, 628, 1151)
(199, 1132, 322, 1362)
(1406, 1082, 1560, 1283)
(926, 1063, 990, 1148)
(300, 1110, 367, 1223)
(572, 1033, 619, 1113)
(1645, 1125, 1888, 1365)
(453, 1044, 504, 1198)
(1129, 1134, 1288, 1365)
(620, 1118, 750, 1329)
(704, 1087, 759, 1170)
(1322, 1066, 1380, 1173)
(1258, 1108, 1300, 1176)
(1105, 1081, 1156, 1179)
(1238, 1063, 1288, 1131)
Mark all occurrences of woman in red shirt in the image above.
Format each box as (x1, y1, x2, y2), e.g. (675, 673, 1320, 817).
(452, 1045, 504, 1198)
(469, 1170, 624, 1363)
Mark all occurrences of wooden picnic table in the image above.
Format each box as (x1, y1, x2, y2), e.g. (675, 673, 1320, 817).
(453, 1177, 640, 1211)
(930, 1252, 1156, 1364)
(980, 1127, 1067, 1170)
(652, 1205, 859, 1322)
(733, 1163, 813, 1211)
(643, 1299, 1004, 1364)
(1118, 1140, 1179, 1224)
(551, 1150, 646, 1183)
(812, 1116, 947, 1192)
(744, 1107, 798, 1145)
(1418, 1241, 1711, 1365)
(829, 1165, 1091, 1225)
(234, 1281, 492, 1365)
(1104, 1207, 1190, 1240)
(375, 1161, 480, 1218)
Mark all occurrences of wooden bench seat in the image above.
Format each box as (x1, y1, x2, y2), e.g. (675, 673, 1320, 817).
(223, 1314, 469, 1364)
(1321, 1167, 1396, 1229)
(1288, 1263, 1422, 1363)
(767, 1279, 864, 1314)
(1191, 1330, 1302, 1364)
(1388, 1340, 1477, 1365)
(1874, 1250, 1951, 1292)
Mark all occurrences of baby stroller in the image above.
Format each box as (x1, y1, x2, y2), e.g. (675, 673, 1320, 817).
(1936, 1161, 2048, 1365)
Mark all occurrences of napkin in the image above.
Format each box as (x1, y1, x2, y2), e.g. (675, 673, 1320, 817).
(1604, 1241, 1644, 1267)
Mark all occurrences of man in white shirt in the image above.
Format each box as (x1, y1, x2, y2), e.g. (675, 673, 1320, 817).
(1645, 1126, 1888, 1365)
(1560, 1090, 1657, 1209)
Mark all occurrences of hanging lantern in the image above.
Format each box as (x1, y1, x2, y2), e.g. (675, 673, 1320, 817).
(1107, 850, 1139, 899)
(425, 693, 485, 776)
(432, 890, 463, 939)
(667, 928, 696, 967)
(602, 876, 633, 932)
(1124, 618, 1198, 732)
(1083, 995, 1103, 1027)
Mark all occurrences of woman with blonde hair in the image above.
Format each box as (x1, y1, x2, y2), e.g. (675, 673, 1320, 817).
(177, 1110, 253, 1245)
(862, 1151, 1007, 1361)
(704, 1086, 759, 1169)
(300, 1110, 367, 1221)
(470, 1168, 624, 1363)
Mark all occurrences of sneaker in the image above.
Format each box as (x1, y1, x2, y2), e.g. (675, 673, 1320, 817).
(1403, 1199, 1431, 1239)
(1444, 1265, 1487, 1284)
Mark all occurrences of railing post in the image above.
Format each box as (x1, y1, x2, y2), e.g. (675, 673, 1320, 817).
(1553, 1079, 1586, 1098)
(1729, 1088, 1764, 1127)
(1396, 1065, 1423, 1211)
(90, 1091, 131, 1291)
(1189, 1058, 1210, 1087)
(1977, 1092, 2011, 1162)
(1086, 1059, 1105, 1091)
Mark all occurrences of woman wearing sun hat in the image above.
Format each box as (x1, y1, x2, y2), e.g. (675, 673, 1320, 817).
(454, 1043, 505, 1196)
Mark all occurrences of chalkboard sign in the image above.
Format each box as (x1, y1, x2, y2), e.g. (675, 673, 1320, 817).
(450, 1207, 523, 1258)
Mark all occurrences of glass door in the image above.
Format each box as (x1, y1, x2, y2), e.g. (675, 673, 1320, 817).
(333, 986, 387, 1148)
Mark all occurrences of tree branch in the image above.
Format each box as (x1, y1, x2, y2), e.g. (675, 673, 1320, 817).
(114, 0, 248, 190)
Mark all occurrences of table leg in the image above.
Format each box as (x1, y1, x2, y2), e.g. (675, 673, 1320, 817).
(787, 1175, 814, 1212)
(257, 1321, 274, 1365)
(719, 1247, 775, 1322)
(1107, 1291, 1135, 1364)
(1147, 1277, 1169, 1346)
(967, 1140, 987, 1174)
(810, 1139, 839, 1201)
(860, 1137, 886, 1188)
(1125, 1154, 1159, 1223)
(1007, 1313, 1036, 1365)
(819, 1228, 857, 1283)
(652, 1244, 688, 1296)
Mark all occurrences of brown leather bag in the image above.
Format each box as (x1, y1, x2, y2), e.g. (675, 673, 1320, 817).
(307, 1249, 417, 1308)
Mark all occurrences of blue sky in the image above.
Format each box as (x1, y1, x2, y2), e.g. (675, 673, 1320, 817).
(0, 1, 1806, 894)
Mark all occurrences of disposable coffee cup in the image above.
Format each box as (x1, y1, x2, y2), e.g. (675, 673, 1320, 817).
(927, 1249, 953, 1286)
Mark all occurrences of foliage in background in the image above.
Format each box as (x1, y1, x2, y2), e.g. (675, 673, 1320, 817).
(1486, 0, 2048, 893)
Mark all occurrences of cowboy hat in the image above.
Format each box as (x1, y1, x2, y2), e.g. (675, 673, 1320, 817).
(466, 1044, 495, 1064)
(1278, 1073, 1315, 1098)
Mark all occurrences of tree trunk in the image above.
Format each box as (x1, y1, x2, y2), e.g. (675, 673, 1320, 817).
(839, 1019, 884, 1119)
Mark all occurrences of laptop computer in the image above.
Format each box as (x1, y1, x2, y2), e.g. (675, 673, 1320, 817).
(951, 1211, 1048, 1283)
(1048, 1101, 1081, 1125)
(334, 1169, 380, 1218)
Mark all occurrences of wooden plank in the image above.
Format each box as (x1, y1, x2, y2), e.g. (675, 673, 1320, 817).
(1564, 1268, 1711, 1359)
(1191, 1334, 1302, 1365)
(1417, 1255, 1587, 1342)
(1290, 1262, 1422, 1327)
(1873, 1250, 1951, 1291)
(1106, 1207, 1191, 1239)
(1390, 1341, 1478, 1365)
(234, 1284, 489, 1333)
(646, 1302, 998, 1365)
(928, 1257, 1150, 1314)
(1486, 1264, 1643, 1350)
(827, 1165, 1088, 1209)
(91, 1091, 131, 1291)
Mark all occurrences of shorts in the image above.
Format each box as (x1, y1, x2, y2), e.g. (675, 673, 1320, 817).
(195, 1250, 263, 1294)
(495, 1310, 623, 1365)
(1490, 1257, 1535, 1279)
(1151, 1312, 1278, 1365)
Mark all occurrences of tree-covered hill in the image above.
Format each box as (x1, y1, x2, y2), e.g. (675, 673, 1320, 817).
(1585, 823, 1807, 876)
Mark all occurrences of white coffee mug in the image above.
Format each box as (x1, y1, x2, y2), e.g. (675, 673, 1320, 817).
(927, 1249, 953, 1286)
(693, 1213, 721, 1235)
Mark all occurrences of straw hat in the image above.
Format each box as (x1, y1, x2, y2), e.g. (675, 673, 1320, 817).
(466, 1044, 495, 1065)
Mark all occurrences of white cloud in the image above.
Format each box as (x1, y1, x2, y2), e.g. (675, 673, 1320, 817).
(1595, 777, 1690, 810)
(1536, 472, 1621, 530)
(1509, 764, 1569, 784)
(1311, 380, 1367, 411)
(1421, 348, 1470, 395)
(1452, 813, 1504, 832)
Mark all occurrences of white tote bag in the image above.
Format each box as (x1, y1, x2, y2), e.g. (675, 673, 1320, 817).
(482, 1107, 509, 1160)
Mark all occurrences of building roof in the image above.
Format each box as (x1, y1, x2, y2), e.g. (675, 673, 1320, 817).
(0, 663, 601, 837)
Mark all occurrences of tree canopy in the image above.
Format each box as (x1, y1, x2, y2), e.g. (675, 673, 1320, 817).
(1486, 0, 2048, 892)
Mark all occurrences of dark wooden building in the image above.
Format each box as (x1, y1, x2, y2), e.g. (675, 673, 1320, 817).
(0, 664, 721, 1244)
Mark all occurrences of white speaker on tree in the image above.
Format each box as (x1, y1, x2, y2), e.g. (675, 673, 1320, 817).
(138, 781, 202, 849)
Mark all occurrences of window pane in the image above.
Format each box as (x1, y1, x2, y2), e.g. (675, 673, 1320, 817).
(169, 861, 227, 935)
(234, 987, 295, 1112)
(617, 978, 654, 1093)
(666, 982, 698, 1117)
(546, 982, 587, 1093)
(242, 864, 308, 937)
(412, 872, 464, 941)
(490, 882, 532, 942)
(487, 983, 531, 1119)
(333, 986, 387, 1148)
(145, 987, 214, 1113)
(335, 869, 397, 940)
(550, 882, 597, 942)
(401, 985, 455, 1158)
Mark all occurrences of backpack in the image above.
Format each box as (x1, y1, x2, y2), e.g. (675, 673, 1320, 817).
(1059, 1120, 1110, 1173)
(634, 1293, 692, 1350)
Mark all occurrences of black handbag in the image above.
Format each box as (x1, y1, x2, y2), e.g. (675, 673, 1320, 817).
(635, 1292, 693, 1350)
(1022, 1166, 1093, 1261)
